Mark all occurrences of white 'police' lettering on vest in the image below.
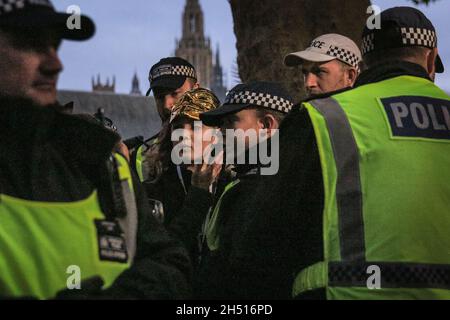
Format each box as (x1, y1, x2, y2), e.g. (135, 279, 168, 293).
(381, 96, 450, 141)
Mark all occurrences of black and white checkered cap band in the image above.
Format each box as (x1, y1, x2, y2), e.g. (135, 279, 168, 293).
(361, 33, 375, 55)
(362, 28, 437, 55)
(0, 0, 53, 16)
(326, 45, 361, 69)
(150, 65, 197, 81)
(225, 91, 293, 114)
(400, 27, 437, 48)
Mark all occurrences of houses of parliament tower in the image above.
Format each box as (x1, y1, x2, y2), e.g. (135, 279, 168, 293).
(175, 0, 227, 101)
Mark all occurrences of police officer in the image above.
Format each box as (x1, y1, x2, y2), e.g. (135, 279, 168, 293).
(0, 0, 190, 299)
(132, 57, 199, 182)
(192, 81, 294, 299)
(284, 33, 362, 98)
(245, 6, 450, 299)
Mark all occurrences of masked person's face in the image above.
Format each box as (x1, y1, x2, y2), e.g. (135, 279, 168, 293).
(172, 120, 213, 167)
(0, 29, 63, 106)
(302, 60, 352, 97)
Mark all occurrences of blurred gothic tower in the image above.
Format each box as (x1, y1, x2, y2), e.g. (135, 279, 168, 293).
(92, 74, 115, 93)
(175, 0, 227, 101)
(210, 45, 227, 102)
(130, 71, 142, 95)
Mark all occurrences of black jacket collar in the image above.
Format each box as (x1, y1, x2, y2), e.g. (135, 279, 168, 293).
(233, 139, 274, 178)
(302, 87, 353, 104)
(355, 61, 431, 87)
(0, 96, 120, 166)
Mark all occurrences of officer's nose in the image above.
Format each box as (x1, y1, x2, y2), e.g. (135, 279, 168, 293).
(40, 47, 63, 77)
(304, 73, 318, 90)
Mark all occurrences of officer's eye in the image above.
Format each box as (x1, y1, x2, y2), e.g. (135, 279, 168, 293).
(7, 30, 62, 53)
(222, 115, 238, 128)
(310, 67, 326, 77)
(231, 115, 240, 123)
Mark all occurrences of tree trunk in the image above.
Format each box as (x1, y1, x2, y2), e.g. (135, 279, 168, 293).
(229, 0, 370, 102)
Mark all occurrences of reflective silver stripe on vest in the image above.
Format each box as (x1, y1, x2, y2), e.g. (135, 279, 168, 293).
(118, 180, 138, 262)
(113, 155, 138, 263)
(309, 97, 365, 261)
(329, 261, 450, 289)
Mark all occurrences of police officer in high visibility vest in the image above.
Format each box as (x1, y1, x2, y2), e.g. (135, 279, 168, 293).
(247, 6, 450, 299)
(0, 0, 190, 299)
(295, 7, 450, 299)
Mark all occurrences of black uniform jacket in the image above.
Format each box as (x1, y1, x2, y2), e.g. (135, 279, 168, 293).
(0, 97, 192, 299)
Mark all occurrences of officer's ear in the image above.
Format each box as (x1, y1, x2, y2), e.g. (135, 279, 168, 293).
(347, 67, 358, 87)
(426, 48, 438, 82)
(186, 77, 200, 90)
(259, 113, 279, 131)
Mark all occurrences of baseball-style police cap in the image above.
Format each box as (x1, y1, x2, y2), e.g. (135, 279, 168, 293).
(146, 57, 197, 96)
(0, 0, 95, 40)
(284, 33, 362, 70)
(362, 6, 444, 73)
(200, 81, 294, 127)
